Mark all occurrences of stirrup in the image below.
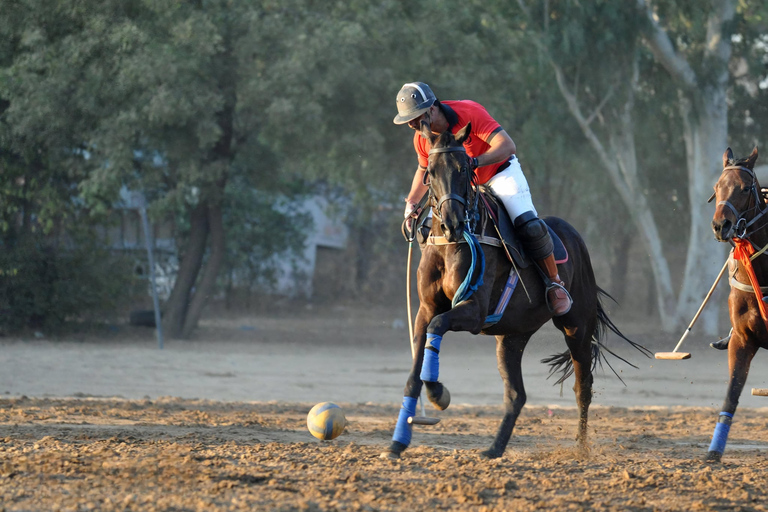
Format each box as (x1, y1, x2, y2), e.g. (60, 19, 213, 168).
(546, 282, 572, 316)
(710, 329, 731, 351)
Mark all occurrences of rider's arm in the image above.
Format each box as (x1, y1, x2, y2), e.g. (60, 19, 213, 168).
(476, 129, 516, 167)
(405, 165, 429, 217)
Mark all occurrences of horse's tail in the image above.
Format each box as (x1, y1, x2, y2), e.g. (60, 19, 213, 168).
(542, 287, 652, 385)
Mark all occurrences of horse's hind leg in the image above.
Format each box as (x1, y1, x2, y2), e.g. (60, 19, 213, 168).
(555, 315, 595, 450)
(482, 333, 532, 459)
(705, 334, 758, 462)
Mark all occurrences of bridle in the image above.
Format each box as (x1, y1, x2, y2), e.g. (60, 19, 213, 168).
(711, 165, 768, 239)
(426, 145, 479, 231)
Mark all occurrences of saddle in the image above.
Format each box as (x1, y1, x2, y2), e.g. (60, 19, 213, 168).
(417, 186, 568, 267)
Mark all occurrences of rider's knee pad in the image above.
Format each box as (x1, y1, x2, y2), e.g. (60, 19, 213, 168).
(514, 212, 553, 260)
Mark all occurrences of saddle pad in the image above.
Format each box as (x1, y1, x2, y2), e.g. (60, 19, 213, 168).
(477, 190, 568, 266)
(548, 227, 568, 264)
(425, 203, 568, 267)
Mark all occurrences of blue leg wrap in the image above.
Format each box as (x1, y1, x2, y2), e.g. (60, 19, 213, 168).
(420, 334, 442, 382)
(392, 396, 418, 446)
(708, 412, 734, 454)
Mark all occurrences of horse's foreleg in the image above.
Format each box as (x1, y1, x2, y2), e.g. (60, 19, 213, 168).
(384, 309, 431, 459)
(705, 336, 758, 462)
(421, 300, 486, 411)
(482, 334, 530, 459)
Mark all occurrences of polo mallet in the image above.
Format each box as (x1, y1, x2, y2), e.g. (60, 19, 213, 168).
(752, 388, 768, 397)
(655, 258, 729, 360)
(404, 234, 440, 426)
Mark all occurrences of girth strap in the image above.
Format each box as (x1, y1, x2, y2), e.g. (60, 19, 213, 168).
(729, 276, 768, 294)
(426, 234, 503, 247)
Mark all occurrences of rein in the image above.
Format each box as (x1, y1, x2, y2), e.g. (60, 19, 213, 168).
(427, 144, 484, 307)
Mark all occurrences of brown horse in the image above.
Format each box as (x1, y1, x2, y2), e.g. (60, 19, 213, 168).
(383, 122, 649, 459)
(708, 146, 767, 462)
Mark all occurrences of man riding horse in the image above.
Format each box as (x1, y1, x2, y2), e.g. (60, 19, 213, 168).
(395, 81, 572, 315)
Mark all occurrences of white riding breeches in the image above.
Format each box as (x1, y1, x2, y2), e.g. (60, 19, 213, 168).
(423, 156, 536, 224)
(485, 156, 537, 222)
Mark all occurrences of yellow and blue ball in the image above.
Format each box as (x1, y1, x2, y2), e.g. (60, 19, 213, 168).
(307, 402, 346, 440)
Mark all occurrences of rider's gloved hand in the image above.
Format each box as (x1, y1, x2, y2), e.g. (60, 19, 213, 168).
(404, 199, 421, 232)
(468, 156, 479, 170)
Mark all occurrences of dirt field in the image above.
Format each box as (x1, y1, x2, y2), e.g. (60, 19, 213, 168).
(1, 398, 768, 511)
(1, 301, 768, 511)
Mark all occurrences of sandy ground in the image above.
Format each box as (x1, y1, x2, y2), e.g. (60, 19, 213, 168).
(1, 302, 768, 511)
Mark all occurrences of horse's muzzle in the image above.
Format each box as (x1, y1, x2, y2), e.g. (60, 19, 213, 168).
(441, 222, 463, 243)
(712, 218, 733, 242)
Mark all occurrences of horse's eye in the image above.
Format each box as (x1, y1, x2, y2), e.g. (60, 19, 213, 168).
(460, 166, 468, 173)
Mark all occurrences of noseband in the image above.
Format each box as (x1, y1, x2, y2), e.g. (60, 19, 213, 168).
(715, 165, 767, 238)
(427, 145, 478, 229)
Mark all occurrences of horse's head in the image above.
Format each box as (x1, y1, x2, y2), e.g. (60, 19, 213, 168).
(421, 121, 474, 243)
(711, 147, 761, 242)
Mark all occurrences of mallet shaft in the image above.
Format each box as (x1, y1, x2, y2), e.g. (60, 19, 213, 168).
(670, 258, 729, 353)
(406, 241, 427, 418)
(752, 388, 768, 396)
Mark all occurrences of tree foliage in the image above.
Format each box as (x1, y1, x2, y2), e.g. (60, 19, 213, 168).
(1, 0, 767, 334)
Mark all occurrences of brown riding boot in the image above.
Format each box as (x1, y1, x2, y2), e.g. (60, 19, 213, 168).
(536, 253, 572, 316)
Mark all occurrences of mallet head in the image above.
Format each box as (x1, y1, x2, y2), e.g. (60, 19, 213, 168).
(407, 416, 441, 426)
(654, 352, 692, 360)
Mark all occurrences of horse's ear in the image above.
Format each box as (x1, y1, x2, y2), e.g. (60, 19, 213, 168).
(723, 147, 734, 168)
(455, 123, 471, 145)
(747, 146, 759, 168)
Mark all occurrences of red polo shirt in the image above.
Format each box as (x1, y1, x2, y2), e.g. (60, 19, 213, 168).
(412, 100, 506, 185)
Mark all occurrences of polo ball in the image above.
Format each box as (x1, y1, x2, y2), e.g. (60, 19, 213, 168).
(307, 402, 346, 440)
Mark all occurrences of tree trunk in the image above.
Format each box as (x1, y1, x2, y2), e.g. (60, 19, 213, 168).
(169, 34, 236, 338)
(546, 50, 678, 329)
(180, 203, 226, 339)
(163, 202, 209, 338)
(639, 0, 734, 334)
(609, 229, 631, 305)
(674, 93, 730, 334)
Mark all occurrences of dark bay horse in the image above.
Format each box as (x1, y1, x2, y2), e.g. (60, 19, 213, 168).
(384, 122, 648, 459)
(708, 146, 767, 462)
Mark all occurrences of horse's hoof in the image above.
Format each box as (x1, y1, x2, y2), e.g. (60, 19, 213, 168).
(704, 451, 723, 463)
(480, 448, 503, 459)
(381, 441, 406, 460)
(434, 385, 451, 410)
(380, 450, 400, 460)
(425, 382, 451, 411)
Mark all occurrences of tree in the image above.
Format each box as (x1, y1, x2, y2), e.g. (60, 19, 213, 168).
(0, 0, 435, 337)
(636, 0, 735, 333)
(504, 0, 766, 333)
